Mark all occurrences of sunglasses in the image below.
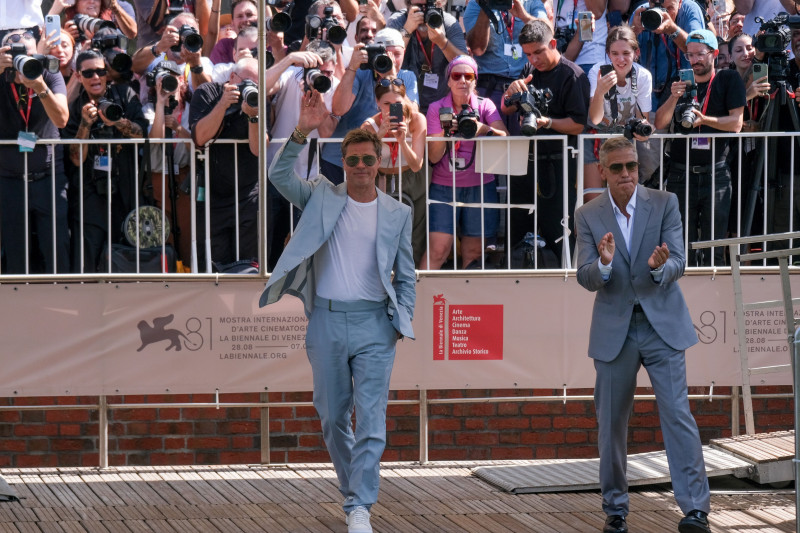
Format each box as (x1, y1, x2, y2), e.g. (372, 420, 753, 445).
(81, 68, 108, 78)
(606, 161, 639, 174)
(450, 71, 476, 82)
(4, 32, 35, 45)
(375, 78, 404, 89)
(344, 154, 378, 167)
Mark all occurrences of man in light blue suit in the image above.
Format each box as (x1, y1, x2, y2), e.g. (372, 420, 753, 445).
(575, 137, 711, 533)
(259, 90, 415, 533)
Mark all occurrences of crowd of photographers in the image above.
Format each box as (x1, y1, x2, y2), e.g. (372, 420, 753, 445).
(1, 0, 800, 274)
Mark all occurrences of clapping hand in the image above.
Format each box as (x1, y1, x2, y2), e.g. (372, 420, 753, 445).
(598, 232, 615, 266)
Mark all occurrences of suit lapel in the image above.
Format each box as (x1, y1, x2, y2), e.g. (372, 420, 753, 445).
(376, 190, 401, 272)
(322, 182, 348, 237)
(598, 192, 630, 264)
(629, 186, 652, 266)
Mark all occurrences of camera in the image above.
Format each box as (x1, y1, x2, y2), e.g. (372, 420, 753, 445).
(421, 0, 444, 28)
(8, 45, 59, 80)
(266, 13, 292, 33)
(674, 98, 701, 129)
(503, 85, 552, 136)
(249, 47, 275, 68)
(306, 7, 347, 45)
(171, 24, 203, 53)
(238, 79, 259, 106)
(168, 0, 186, 13)
(91, 32, 133, 74)
(554, 27, 576, 54)
(304, 67, 332, 92)
(477, 0, 513, 10)
(361, 44, 392, 74)
(91, 32, 128, 51)
(641, 0, 667, 32)
(97, 98, 123, 122)
(455, 105, 479, 138)
(623, 117, 653, 140)
(145, 60, 180, 92)
(73, 14, 115, 42)
(754, 13, 800, 53)
(438, 106, 454, 135)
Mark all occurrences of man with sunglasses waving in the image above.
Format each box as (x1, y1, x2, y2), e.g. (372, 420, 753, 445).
(575, 136, 710, 533)
(260, 91, 415, 533)
(0, 28, 70, 274)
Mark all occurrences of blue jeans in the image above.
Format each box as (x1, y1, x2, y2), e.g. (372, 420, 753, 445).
(306, 299, 398, 513)
(428, 181, 499, 238)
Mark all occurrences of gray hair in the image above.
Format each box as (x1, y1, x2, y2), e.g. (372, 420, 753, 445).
(307, 39, 337, 64)
(598, 137, 636, 167)
(518, 20, 552, 46)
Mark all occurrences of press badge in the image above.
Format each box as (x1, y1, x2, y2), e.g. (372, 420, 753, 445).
(17, 131, 37, 152)
(504, 43, 521, 60)
(423, 73, 439, 89)
(449, 157, 466, 171)
(93, 154, 110, 171)
(691, 137, 710, 150)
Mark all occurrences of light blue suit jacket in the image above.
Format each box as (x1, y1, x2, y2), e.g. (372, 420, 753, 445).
(575, 186, 698, 362)
(259, 139, 416, 340)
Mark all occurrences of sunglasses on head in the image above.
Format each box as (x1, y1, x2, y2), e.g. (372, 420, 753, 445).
(4, 31, 35, 45)
(81, 68, 108, 78)
(375, 78, 404, 89)
(344, 154, 378, 167)
(606, 161, 639, 174)
(450, 71, 476, 82)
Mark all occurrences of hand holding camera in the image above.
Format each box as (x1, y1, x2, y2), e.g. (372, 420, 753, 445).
(81, 101, 100, 127)
(404, 5, 425, 34)
(348, 43, 369, 71)
(155, 25, 181, 56)
(218, 83, 242, 111)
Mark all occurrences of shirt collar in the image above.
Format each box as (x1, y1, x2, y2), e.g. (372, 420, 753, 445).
(608, 185, 637, 216)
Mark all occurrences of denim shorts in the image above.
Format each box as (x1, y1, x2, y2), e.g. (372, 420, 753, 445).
(428, 181, 499, 237)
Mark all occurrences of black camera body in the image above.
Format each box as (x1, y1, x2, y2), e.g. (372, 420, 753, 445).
(306, 6, 347, 45)
(674, 97, 701, 129)
(8, 45, 59, 80)
(171, 24, 203, 53)
(168, 0, 186, 13)
(554, 26, 576, 54)
(504, 85, 552, 136)
(266, 13, 292, 33)
(238, 79, 259, 107)
(422, 0, 444, 28)
(145, 60, 181, 92)
(91, 32, 133, 75)
(623, 117, 653, 140)
(641, 6, 667, 31)
(360, 44, 392, 74)
(477, 0, 513, 10)
(438, 105, 479, 138)
(304, 67, 332, 93)
(73, 14, 115, 42)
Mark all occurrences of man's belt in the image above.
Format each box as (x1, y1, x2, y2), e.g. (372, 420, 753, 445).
(314, 296, 388, 312)
(670, 161, 727, 175)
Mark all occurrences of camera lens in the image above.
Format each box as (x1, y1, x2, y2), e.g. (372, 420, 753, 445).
(98, 98, 123, 121)
(520, 114, 538, 136)
(13, 55, 44, 80)
(641, 8, 664, 31)
(268, 12, 292, 32)
(425, 10, 444, 28)
(326, 25, 347, 45)
(306, 69, 331, 92)
(157, 71, 179, 92)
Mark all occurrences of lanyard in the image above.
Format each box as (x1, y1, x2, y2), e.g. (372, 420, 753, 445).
(660, 35, 680, 74)
(699, 70, 716, 118)
(415, 33, 433, 71)
(500, 11, 515, 39)
(10, 84, 33, 131)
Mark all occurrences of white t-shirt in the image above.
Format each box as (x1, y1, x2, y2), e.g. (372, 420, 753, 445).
(742, 0, 783, 36)
(555, 0, 607, 67)
(267, 66, 340, 179)
(142, 102, 192, 171)
(314, 196, 387, 302)
(0, 0, 43, 30)
(588, 62, 653, 128)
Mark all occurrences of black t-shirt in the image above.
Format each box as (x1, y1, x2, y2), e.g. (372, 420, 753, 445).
(285, 0, 314, 45)
(189, 81, 259, 204)
(0, 70, 67, 177)
(521, 56, 589, 150)
(63, 83, 149, 211)
(669, 68, 746, 166)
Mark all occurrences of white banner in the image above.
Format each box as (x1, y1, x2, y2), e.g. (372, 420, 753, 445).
(0, 273, 794, 397)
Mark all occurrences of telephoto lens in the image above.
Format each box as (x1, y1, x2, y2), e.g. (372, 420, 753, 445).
(157, 71, 179, 92)
(239, 80, 259, 106)
(304, 68, 331, 92)
(12, 54, 44, 80)
(97, 98, 123, 122)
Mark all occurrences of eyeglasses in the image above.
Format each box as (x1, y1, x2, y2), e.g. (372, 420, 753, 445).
(450, 71, 476, 82)
(3, 31, 35, 46)
(375, 78, 404, 89)
(344, 154, 378, 167)
(81, 68, 108, 78)
(684, 50, 712, 60)
(606, 161, 639, 174)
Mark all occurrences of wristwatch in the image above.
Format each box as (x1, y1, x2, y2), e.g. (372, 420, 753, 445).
(400, 27, 411, 39)
(190, 64, 204, 74)
(667, 28, 680, 41)
(248, 116, 259, 123)
(151, 44, 160, 57)
(38, 88, 50, 100)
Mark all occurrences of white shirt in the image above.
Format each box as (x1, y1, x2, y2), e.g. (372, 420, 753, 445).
(315, 196, 387, 302)
(0, 0, 43, 30)
(588, 62, 653, 127)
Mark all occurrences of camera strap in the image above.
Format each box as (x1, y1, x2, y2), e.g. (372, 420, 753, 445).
(698, 70, 716, 119)
(415, 33, 433, 71)
(10, 84, 33, 131)
(500, 11, 515, 38)
(607, 67, 636, 125)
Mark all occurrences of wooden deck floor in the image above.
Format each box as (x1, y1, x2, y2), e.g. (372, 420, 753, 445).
(0, 462, 795, 532)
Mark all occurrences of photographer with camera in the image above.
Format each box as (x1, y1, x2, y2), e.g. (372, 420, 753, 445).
(50, 0, 138, 41)
(585, 26, 653, 201)
(302, 0, 354, 80)
(0, 28, 70, 274)
(553, 0, 607, 72)
(208, 0, 259, 64)
(421, 55, 508, 270)
(189, 57, 261, 267)
(631, 0, 705, 108)
(386, 0, 467, 112)
(654, 29, 744, 266)
(131, 12, 212, 94)
(64, 49, 147, 272)
(142, 67, 193, 265)
(501, 19, 589, 263)
(326, 28, 418, 184)
(464, 0, 548, 134)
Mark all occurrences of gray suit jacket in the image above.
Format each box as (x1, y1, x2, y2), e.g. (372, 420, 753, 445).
(259, 139, 416, 340)
(575, 186, 698, 362)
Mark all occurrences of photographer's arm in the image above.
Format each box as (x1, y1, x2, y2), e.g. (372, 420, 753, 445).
(69, 104, 95, 166)
(204, 0, 222, 57)
(113, 117, 144, 138)
(732, 0, 754, 16)
(427, 132, 448, 164)
(25, 76, 69, 129)
(132, 26, 178, 75)
(500, 75, 533, 115)
(694, 106, 743, 132)
(108, 0, 138, 39)
(193, 86, 237, 147)
(466, 6, 491, 56)
(655, 81, 683, 129)
(779, 0, 799, 13)
(332, 51, 361, 116)
(340, 0, 360, 23)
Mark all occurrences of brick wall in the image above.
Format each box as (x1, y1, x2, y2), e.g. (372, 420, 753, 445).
(0, 386, 793, 467)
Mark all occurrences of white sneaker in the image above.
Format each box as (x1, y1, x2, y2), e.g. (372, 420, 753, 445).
(346, 506, 373, 533)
